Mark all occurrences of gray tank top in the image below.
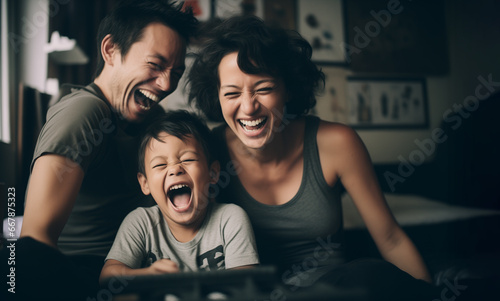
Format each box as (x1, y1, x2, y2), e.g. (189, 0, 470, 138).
(214, 116, 345, 274)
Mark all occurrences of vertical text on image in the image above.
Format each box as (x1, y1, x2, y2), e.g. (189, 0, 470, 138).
(6, 187, 17, 294)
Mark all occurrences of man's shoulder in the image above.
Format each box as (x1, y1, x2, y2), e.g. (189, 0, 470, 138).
(51, 84, 112, 118)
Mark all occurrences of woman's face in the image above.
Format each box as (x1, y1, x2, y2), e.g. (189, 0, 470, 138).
(218, 52, 288, 149)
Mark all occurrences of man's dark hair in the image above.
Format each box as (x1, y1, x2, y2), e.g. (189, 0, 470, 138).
(188, 15, 324, 122)
(94, 0, 198, 78)
(138, 110, 215, 175)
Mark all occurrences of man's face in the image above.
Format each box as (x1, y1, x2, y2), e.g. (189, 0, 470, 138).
(138, 134, 219, 231)
(109, 22, 186, 122)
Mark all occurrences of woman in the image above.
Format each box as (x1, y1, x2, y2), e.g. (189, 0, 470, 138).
(188, 16, 436, 299)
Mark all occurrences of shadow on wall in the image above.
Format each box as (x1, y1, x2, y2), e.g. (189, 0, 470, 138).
(375, 91, 500, 210)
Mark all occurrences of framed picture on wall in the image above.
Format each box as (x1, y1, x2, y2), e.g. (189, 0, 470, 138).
(297, 0, 346, 65)
(344, 0, 448, 74)
(311, 67, 349, 124)
(183, 0, 212, 21)
(346, 77, 429, 129)
(215, 0, 264, 19)
(264, 0, 296, 30)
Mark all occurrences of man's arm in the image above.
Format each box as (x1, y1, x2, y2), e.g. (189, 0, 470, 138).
(20, 154, 84, 248)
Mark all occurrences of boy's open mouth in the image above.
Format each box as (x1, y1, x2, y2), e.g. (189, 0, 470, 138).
(135, 89, 160, 111)
(167, 184, 192, 209)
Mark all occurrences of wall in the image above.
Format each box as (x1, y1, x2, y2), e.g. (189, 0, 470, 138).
(19, 0, 49, 92)
(2, 0, 499, 184)
(0, 0, 48, 187)
(0, 0, 18, 187)
(358, 0, 500, 163)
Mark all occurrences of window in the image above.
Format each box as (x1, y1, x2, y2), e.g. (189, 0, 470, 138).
(0, 0, 11, 144)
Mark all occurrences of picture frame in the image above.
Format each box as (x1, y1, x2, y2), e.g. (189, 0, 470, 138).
(263, 0, 296, 30)
(311, 67, 349, 124)
(214, 0, 264, 19)
(346, 77, 429, 129)
(344, 0, 448, 74)
(297, 0, 347, 65)
(183, 0, 213, 21)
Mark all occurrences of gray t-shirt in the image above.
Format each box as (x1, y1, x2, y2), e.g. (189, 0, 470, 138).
(31, 83, 157, 257)
(105, 203, 259, 271)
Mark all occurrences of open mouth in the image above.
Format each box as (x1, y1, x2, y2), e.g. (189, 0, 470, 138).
(238, 117, 267, 132)
(134, 89, 160, 111)
(167, 184, 192, 210)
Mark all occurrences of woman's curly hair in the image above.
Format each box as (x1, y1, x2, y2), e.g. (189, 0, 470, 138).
(187, 16, 325, 122)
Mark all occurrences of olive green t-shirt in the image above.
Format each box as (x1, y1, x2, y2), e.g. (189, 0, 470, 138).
(31, 83, 156, 257)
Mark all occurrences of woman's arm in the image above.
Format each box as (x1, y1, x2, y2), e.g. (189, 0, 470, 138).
(317, 122, 432, 283)
(99, 259, 180, 283)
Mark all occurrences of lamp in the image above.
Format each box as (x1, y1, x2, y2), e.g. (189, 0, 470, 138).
(44, 31, 89, 65)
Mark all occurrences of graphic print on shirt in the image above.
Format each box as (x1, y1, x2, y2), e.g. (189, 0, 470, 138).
(144, 251, 158, 267)
(197, 245, 225, 270)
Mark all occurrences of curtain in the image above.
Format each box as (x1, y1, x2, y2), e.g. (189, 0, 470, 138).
(48, 0, 120, 86)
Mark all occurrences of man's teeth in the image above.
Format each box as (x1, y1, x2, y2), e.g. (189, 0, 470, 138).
(239, 117, 265, 127)
(138, 89, 160, 102)
(139, 104, 150, 111)
(169, 184, 188, 191)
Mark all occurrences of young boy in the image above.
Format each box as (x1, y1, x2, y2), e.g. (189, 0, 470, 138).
(100, 110, 259, 281)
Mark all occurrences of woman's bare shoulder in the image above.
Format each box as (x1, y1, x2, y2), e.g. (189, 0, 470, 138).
(316, 120, 363, 153)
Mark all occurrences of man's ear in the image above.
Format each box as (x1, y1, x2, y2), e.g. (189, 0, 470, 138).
(209, 161, 220, 184)
(137, 172, 151, 195)
(101, 34, 118, 66)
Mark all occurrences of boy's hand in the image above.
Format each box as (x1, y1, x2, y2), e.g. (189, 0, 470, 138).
(148, 259, 180, 274)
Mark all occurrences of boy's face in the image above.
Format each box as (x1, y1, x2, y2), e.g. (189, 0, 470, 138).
(138, 134, 219, 230)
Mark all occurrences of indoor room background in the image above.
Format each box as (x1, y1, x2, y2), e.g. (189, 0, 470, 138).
(1, 0, 499, 287)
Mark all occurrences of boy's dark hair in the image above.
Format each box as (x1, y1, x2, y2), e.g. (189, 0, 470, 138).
(94, 0, 198, 78)
(138, 110, 215, 175)
(188, 15, 324, 122)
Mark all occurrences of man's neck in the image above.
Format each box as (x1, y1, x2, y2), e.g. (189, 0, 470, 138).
(93, 77, 112, 105)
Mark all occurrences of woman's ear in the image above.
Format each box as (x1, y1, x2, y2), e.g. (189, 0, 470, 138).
(209, 161, 221, 184)
(137, 172, 151, 195)
(101, 34, 118, 66)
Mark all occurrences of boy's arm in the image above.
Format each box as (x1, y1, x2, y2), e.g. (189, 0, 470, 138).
(100, 259, 179, 283)
(230, 265, 256, 269)
(101, 207, 180, 283)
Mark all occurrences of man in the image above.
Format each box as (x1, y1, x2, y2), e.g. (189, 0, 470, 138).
(3, 1, 197, 300)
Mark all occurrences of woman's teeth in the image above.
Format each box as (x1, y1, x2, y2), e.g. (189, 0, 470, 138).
(239, 117, 266, 128)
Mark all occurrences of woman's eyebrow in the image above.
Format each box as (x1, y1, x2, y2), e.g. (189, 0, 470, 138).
(220, 84, 240, 89)
(254, 79, 276, 86)
(220, 79, 276, 90)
